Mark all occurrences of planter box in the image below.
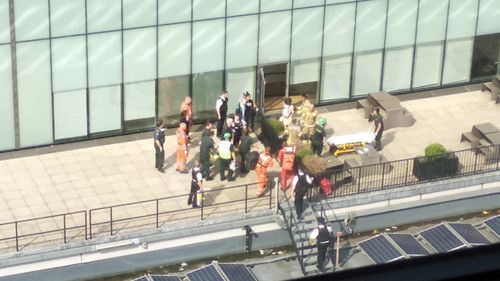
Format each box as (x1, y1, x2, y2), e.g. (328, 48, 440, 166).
(413, 155, 459, 180)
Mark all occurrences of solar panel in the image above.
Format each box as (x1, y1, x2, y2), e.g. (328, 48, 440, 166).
(150, 275, 182, 281)
(387, 233, 428, 256)
(448, 223, 490, 245)
(186, 264, 225, 281)
(484, 215, 500, 238)
(219, 263, 258, 281)
(358, 235, 404, 264)
(419, 224, 466, 253)
(132, 276, 150, 281)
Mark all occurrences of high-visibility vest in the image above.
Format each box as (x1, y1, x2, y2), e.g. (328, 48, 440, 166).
(219, 140, 232, 159)
(282, 149, 295, 171)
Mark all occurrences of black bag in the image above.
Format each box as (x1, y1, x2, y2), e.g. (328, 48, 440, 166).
(245, 151, 260, 171)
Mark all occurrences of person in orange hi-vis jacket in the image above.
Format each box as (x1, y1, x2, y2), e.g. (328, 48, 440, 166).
(255, 146, 273, 197)
(176, 122, 188, 173)
(278, 142, 295, 191)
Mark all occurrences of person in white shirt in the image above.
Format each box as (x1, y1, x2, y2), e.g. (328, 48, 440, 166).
(309, 217, 333, 271)
(291, 167, 313, 219)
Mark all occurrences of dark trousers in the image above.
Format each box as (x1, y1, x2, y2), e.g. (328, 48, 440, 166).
(220, 158, 233, 180)
(375, 131, 383, 151)
(155, 144, 165, 169)
(312, 141, 323, 156)
(217, 114, 227, 138)
(239, 151, 249, 173)
(200, 155, 210, 178)
(317, 242, 330, 269)
(294, 190, 306, 219)
(245, 114, 254, 131)
(187, 182, 200, 207)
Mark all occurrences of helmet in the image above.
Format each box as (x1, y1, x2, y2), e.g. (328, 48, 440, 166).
(318, 118, 326, 126)
(224, 132, 231, 139)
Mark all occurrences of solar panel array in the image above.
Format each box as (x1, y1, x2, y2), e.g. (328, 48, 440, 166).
(358, 235, 404, 264)
(448, 223, 489, 245)
(218, 263, 258, 281)
(150, 275, 182, 281)
(387, 233, 428, 256)
(419, 224, 466, 253)
(484, 215, 500, 238)
(186, 264, 226, 281)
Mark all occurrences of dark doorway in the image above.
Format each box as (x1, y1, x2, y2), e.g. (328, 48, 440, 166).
(258, 63, 288, 111)
(471, 33, 500, 80)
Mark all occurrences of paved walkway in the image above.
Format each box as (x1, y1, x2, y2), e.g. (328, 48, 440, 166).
(0, 88, 498, 252)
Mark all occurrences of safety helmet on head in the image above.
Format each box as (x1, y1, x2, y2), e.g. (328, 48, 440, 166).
(224, 132, 231, 139)
(318, 118, 326, 126)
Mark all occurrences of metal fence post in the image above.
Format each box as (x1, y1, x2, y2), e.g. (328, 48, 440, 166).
(275, 177, 279, 213)
(110, 207, 113, 236)
(245, 185, 248, 213)
(404, 160, 410, 186)
(380, 164, 386, 189)
(85, 211, 88, 240)
(63, 214, 67, 244)
(357, 167, 362, 194)
(15, 222, 18, 252)
(473, 150, 478, 172)
(89, 211, 92, 240)
(156, 199, 159, 228)
(496, 145, 500, 171)
(200, 191, 204, 221)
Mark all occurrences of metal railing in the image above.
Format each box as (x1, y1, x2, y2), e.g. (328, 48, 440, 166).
(308, 144, 500, 201)
(0, 211, 87, 252)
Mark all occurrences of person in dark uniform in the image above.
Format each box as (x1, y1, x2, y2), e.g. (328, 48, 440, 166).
(292, 167, 314, 219)
(238, 128, 252, 174)
(199, 128, 215, 181)
(309, 217, 333, 271)
(154, 120, 166, 173)
(216, 91, 229, 139)
(312, 118, 326, 156)
(232, 114, 243, 147)
(372, 107, 384, 151)
(188, 160, 203, 208)
(201, 121, 213, 138)
(243, 92, 256, 131)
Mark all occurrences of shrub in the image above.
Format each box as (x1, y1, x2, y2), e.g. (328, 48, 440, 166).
(267, 118, 285, 136)
(302, 155, 326, 175)
(424, 143, 447, 159)
(296, 147, 314, 161)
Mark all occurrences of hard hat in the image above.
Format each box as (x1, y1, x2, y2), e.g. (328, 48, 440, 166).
(224, 132, 231, 139)
(318, 118, 326, 126)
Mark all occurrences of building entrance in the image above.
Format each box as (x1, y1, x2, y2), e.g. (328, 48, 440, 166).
(256, 63, 288, 111)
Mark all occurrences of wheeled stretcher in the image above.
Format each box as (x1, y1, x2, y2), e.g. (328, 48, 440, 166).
(327, 132, 375, 156)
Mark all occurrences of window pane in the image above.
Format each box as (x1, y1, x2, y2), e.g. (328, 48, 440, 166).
(124, 28, 156, 83)
(54, 89, 87, 140)
(291, 7, 323, 61)
(294, 0, 323, 8)
(15, 0, 49, 41)
(52, 36, 87, 92)
(259, 11, 291, 64)
(0, 45, 15, 150)
(88, 32, 122, 87)
(159, 23, 191, 77)
(89, 86, 121, 133)
(416, 0, 448, 43)
(192, 71, 223, 120)
(17, 40, 53, 147)
(447, 0, 478, 40)
(227, 0, 259, 16)
(87, 0, 121, 33)
(158, 0, 191, 24)
(442, 38, 474, 84)
(477, 0, 500, 35)
(226, 67, 256, 112)
(412, 43, 444, 88)
(353, 51, 383, 96)
(323, 4, 355, 56)
(471, 34, 500, 80)
(385, 0, 417, 48)
(326, 0, 352, 4)
(321, 55, 351, 101)
(261, 0, 291, 12)
(158, 76, 189, 126)
(192, 20, 225, 73)
(0, 0, 9, 43)
(354, 0, 387, 52)
(50, 0, 85, 37)
(193, 0, 225, 20)
(125, 80, 155, 121)
(383, 47, 414, 91)
(123, 0, 156, 28)
(226, 15, 258, 69)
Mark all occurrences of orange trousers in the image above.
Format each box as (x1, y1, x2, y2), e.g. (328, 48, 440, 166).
(255, 165, 268, 196)
(176, 146, 187, 172)
(280, 169, 295, 191)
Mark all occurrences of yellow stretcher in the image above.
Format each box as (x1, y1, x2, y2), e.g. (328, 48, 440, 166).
(327, 132, 376, 157)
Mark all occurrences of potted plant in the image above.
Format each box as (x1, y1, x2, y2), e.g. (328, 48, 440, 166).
(257, 115, 284, 153)
(413, 143, 459, 180)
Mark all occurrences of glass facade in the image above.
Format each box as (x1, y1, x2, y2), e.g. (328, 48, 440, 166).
(0, 0, 499, 151)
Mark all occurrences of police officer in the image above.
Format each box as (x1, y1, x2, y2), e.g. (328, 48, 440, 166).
(312, 118, 326, 156)
(199, 128, 215, 181)
(201, 121, 213, 138)
(154, 120, 166, 173)
(238, 128, 252, 174)
(309, 217, 333, 271)
(243, 92, 256, 131)
(216, 91, 229, 139)
(219, 132, 236, 181)
(291, 167, 313, 219)
(188, 160, 203, 208)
